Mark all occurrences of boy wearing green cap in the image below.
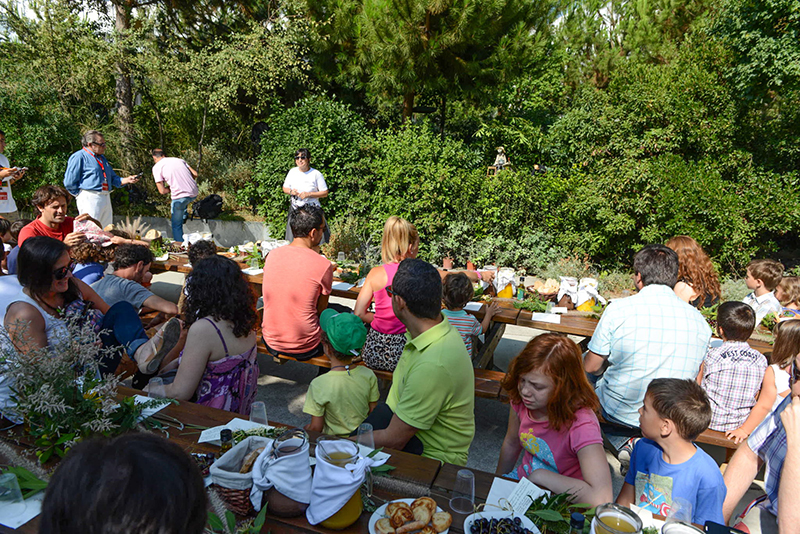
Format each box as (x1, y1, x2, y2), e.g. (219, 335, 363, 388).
(303, 309, 379, 437)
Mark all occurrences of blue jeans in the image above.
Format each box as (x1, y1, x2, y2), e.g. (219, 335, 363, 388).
(99, 302, 149, 375)
(171, 196, 195, 242)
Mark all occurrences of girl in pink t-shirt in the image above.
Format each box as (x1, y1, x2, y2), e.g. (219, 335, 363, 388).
(497, 333, 613, 506)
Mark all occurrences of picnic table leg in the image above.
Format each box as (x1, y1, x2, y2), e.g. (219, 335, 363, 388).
(475, 322, 505, 370)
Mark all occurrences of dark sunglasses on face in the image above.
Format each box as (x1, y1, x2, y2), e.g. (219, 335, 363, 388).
(92, 142, 106, 148)
(294, 156, 307, 160)
(792, 359, 800, 385)
(53, 261, 76, 281)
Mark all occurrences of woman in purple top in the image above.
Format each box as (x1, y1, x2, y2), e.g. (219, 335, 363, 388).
(355, 216, 418, 371)
(161, 255, 259, 415)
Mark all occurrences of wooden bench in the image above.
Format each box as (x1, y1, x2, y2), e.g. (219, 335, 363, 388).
(261, 339, 506, 401)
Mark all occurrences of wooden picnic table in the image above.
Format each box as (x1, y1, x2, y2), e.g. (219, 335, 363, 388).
(0, 387, 496, 534)
(150, 257, 774, 366)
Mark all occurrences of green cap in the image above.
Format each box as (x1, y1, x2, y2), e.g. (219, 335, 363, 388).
(320, 309, 367, 356)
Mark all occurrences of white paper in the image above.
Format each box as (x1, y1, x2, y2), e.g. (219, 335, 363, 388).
(464, 302, 483, 312)
(485, 477, 519, 509)
(198, 419, 273, 446)
(134, 395, 171, 422)
(0, 492, 44, 529)
(332, 281, 355, 291)
(528, 313, 561, 324)
(241, 267, 264, 275)
(357, 445, 391, 462)
(630, 504, 666, 531)
(506, 477, 548, 516)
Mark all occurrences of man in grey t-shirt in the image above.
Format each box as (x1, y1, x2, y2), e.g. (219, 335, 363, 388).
(91, 244, 178, 314)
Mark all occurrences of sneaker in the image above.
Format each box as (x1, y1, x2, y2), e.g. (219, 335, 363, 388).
(617, 436, 640, 473)
(134, 317, 181, 374)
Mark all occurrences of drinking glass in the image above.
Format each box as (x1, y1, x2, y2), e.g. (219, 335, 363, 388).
(147, 377, 166, 399)
(0, 473, 26, 518)
(449, 469, 475, 514)
(337, 252, 346, 263)
(591, 503, 643, 534)
(250, 401, 268, 426)
(665, 497, 692, 524)
(356, 423, 375, 452)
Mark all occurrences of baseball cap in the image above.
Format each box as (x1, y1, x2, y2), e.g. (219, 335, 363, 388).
(320, 309, 367, 356)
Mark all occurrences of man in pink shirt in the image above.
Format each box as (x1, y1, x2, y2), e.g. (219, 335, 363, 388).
(261, 205, 333, 359)
(151, 149, 199, 243)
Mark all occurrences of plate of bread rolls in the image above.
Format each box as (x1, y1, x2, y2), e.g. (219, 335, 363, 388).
(370, 497, 452, 534)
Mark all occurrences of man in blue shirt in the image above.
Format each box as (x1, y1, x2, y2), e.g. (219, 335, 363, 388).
(63, 130, 139, 228)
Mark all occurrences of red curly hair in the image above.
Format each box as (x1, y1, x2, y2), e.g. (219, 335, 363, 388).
(666, 235, 721, 308)
(501, 334, 600, 431)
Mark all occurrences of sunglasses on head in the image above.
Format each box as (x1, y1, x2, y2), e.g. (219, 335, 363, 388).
(385, 285, 403, 299)
(53, 261, 76, 281)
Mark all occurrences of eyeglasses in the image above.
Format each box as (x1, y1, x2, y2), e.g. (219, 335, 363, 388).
(792, 358, 800, 387)
(53, 261, 76, 281)
(386, 285, 403, 299)
(91, 142, 106, 148)
(294, 156, 307, 160)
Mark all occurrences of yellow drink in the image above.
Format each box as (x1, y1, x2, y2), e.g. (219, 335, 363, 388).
(595, 513, 637, 534)
(319, 490, 363, 530)
(497, 284, 514, 298)
(326, 451, 354, 467)
(591, 504, 642, 534)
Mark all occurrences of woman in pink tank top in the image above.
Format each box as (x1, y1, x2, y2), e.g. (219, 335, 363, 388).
(355, 217, 419, 371)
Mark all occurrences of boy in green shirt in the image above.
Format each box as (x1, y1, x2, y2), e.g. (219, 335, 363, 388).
(303, 309, 379, 437)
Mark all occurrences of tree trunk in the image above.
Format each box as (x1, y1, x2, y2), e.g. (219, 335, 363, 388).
(114, 0, 135, 173)
(402, 91, 415, 122)
(197, 99, 208, 172)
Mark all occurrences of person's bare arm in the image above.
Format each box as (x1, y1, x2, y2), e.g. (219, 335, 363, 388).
(372, 415, 419, 451)
(155, 181, 170, 195)
(354, 266, 384, 324)
(722, 443, 763, 523)
(529, 444, 613, 506)
(727, 367, 776, 444)
(298, 190, 328, 199)
(480, 302, 499, 334)
(74, 213, 102, 227)
(4, 302, 49, 353)
(616, 482, 636, 507)
(74, 278, 110, 314)
(496, 406, 523, 475)
(163, 321, 214, 400)
(584, 350, 608, 375)
(316, 293, 330, 315)
(779, 397, 800, 532)
(305, 416, 325, 433)
(368, 401, 377, 413)
(141, 294, 179, 315)
(696, 362, 704, 384)
(187, 166, 198, 179)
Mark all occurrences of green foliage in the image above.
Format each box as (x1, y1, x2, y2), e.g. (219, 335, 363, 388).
(0, 467, 48, 500)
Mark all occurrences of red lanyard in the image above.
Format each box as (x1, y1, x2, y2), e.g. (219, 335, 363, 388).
(83, 147, 107, 181)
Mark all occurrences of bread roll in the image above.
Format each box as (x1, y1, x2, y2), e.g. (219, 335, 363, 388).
(431, 511, 452, 533)
(375, 518, 395, 534)
(411, 497, 436, 524)
(239, 446, 265, 473)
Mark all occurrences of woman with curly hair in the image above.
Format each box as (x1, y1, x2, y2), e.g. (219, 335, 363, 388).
(666, 235, 721, 308)
(160, 255, 259, 414)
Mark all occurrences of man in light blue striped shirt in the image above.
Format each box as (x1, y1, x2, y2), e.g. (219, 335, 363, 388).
(584, 245, 711, 445)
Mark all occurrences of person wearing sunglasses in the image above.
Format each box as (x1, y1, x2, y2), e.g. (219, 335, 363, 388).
(63, 130, 140, 228)
(1, 236, 180, 380)
(282, 148, 329, 243)
(722, 339, 800, 534)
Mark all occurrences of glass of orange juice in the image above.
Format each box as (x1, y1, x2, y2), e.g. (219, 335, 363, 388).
(591, 503, 643, 534)
(316, 437, 366, 530)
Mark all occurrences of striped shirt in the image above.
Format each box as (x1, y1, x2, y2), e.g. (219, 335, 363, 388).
(588, 284, 712, 427)
(442, 309, 482, 355)
(748, 395, 791, 517)
(702, 341, 768, 431)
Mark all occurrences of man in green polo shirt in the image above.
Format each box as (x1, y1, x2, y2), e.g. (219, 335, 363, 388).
(366, 258, 476, 465)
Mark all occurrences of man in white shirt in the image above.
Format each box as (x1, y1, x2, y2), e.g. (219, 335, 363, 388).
(0, 130, 26, 221)
(283, 148, 329, 243)
(151, 149, 199, 243)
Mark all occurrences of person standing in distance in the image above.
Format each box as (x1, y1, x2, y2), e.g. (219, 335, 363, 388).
(283, 148, 329, 244)
(150, 149, 198, 243)
(0, 129, 26, 221)
(63, 130, 140, 228)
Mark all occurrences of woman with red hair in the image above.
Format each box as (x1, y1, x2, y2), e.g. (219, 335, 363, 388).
(665, 235, 721, 308)
(496, 334, 612, 505)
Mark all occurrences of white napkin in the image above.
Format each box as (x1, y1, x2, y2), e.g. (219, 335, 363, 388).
(305, 441, 388, 525)
(577, 278, 607, 307)
(493, 268, 517, 294)
(250, 437, 312, 511)
(556, 277, 578, 304)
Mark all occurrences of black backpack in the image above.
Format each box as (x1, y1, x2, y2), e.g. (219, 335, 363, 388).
(192, 194, 223, 221)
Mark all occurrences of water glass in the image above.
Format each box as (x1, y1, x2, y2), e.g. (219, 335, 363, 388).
(449, 469, 475, 514)
(250, 401, 268, 425)
(147, 377, 166, 399)
(666, 497, 692, 524)
(337, 252, 346, 263)
(356, 423, 375, 452)
(0, 473, 26, 518)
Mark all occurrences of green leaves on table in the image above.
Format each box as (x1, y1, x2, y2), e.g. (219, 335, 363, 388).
(0, 466, 48, 500)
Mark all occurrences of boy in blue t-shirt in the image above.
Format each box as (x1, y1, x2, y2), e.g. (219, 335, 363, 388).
(616, 378, 726, 525)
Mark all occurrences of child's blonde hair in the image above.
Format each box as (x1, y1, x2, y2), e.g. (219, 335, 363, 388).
(778, 276, 800, 306)
(771, 319, 800, 369)
(380, 216, 419, 264)
(747, 259, 784, 291)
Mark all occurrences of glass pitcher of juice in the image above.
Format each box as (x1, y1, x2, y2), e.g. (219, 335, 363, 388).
(591, 503, 643, 534)
(315, 437, 366, 530)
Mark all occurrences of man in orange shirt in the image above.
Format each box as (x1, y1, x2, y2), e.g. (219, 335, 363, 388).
(261, 205, 333, 359)
(17, 185, 88, 247)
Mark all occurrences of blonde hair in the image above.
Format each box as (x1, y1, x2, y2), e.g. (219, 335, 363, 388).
(778, 276, 800, 307)
(771, 319, 800, 369)
(380, 216, 419, 264)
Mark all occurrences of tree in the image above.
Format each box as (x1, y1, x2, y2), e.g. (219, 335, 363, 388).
(355, 0, 559, 121)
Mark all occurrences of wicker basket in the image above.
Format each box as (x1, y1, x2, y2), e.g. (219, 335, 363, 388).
(209, 436, 271, 517)
(212, 485, 261, 516)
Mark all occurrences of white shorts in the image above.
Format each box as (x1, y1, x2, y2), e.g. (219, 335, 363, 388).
(76, 190, 113, 229)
